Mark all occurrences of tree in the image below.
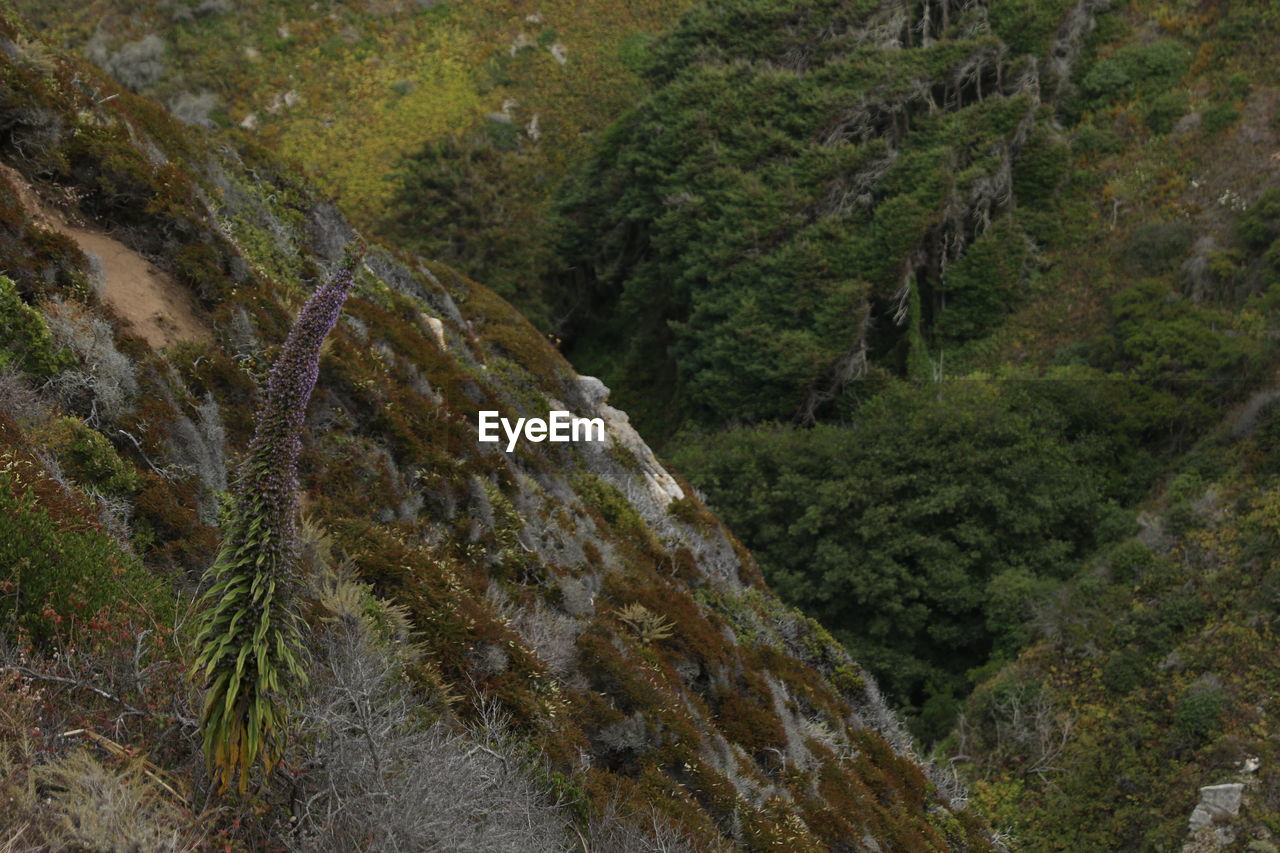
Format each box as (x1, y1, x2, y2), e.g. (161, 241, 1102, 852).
(674, 379, 1111, 738)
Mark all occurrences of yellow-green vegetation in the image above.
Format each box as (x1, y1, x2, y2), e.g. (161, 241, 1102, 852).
(0, 413, 162, 643)
(956, 398, 1280, 850)
(0, 274, 71, 377)
(15, 0, 693, 316)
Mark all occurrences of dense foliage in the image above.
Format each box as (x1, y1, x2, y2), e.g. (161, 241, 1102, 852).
(674, 378, 1139, 739)
(385, 122, 556, 325)
(556, 0, 1066, 434)
(547, 0, 1279, 747)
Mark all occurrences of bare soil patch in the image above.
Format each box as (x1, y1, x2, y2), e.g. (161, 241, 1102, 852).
(2, 164, 211, 349)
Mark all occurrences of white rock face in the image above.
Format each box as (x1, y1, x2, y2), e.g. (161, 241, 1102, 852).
(1183, 783, 1246, 853)
(599, 400, 685, 506)
(1189, 784, 1244, 829)
(575, 375, 684, 508)
(420, 313, 446, 349)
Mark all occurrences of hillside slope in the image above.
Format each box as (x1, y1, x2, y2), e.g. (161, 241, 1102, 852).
(549, 0, 1280, 746)
(0, 11, 996, 850)
(12, 0, 694, 321)
(955, 393, 1280, 852)
(946, 4, 1280, 849)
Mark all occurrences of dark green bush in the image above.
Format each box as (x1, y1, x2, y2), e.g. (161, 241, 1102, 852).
(1115, 40, 1190, 89)
(936, 220, 1030, 344)
(1144, 92, 1187, 135)
(1173, 681, 1225, 740)
(32, 416, 139, 495)
(1071, 123, 1124, 157)
(1101, 647, 1146, 694)
(1080, 60, 1131, 102)
(1202, 103, 1241, 135)
(1095, 279, 1268, 440)
(1108, 540, 1159, 584)
(1240, 188, 1280, 249)
(1081, 40, 1189, 107)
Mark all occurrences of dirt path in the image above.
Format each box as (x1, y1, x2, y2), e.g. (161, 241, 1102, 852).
(2, 164, 212, 349)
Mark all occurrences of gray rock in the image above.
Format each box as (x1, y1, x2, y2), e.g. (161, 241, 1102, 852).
(1174, 111, 1202, 136)
(577, 375, 610, 408)
(1189, 783, 1244, 829)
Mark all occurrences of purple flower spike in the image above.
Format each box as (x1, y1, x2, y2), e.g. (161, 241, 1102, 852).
(193, 245, 364, 793)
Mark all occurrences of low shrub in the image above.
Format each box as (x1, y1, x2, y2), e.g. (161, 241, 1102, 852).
(0, 274, 69, 378)
(1173, 679, 1225, 740)
(31, 416, 139, 495)
(1201, 102, 1240, 135)
(103, 35, 166, 91)
(0, 455, 160, 642)
(1144, 92, 1188, 135)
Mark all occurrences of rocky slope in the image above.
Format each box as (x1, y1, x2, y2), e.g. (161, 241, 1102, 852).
(0, 11, 996, 850)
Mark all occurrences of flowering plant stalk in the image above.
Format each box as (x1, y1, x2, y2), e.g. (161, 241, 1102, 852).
(192, 246, 363, 793)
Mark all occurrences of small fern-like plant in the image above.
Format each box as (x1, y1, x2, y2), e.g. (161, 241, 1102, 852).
(616, 602, 675, 645)
(192, 248, 362, 792)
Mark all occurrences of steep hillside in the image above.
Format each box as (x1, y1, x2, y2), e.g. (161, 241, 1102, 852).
(557, 0, 1113, 431)
(946, 3, 1280, 849)
(12, 0, 693, 320)
(955, 394, 1280, 852)
(551, 0, 1280, 743)
(0, 11, 996, 851)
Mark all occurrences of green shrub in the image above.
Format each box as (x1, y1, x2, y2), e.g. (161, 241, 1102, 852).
(936, 220, 1030, 343)
(1081, 60, 1131, 103)
(987, 0, 1076, 56)
(1240, 188, 1280, 249)
(0, 458, 160, 642)
(1202, 102, 1241, 135)
(1081, 40, 1189, 107)
(1071, 123, 1124, 157)
(1157, 589, 1207, 634)
(1101, 647, 1146, 694)
(1013, 131, 1071, 206)
(573, 472, 649, 542)
(1116, 40, 1190, 89)
(0, 274, 69, 378)
(1144, 92, 1187, 135)
(1107, 540, 1158, 584)
(31, 416, 139, 495)
(1174, 681, 1225, 740)
(1098, 279, 1268, 438)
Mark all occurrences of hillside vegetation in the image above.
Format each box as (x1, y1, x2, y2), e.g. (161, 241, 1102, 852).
(13, 0, 694, 322)
(551, 0, 1280, 748)
(0, 8, 996, 850)
(11, 0, 1280, 849)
